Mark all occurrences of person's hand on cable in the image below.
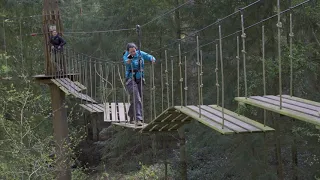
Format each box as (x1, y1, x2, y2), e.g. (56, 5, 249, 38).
(126, 54, 134, 64)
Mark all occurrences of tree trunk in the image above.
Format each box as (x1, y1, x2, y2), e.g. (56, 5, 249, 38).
(178, 127, 187, 180)
(292, 134, 298, 180)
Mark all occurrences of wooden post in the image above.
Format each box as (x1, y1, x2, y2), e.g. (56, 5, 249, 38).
(50, 84, 71, 180)
(178, 127, 187, 180)
(35, 1, 71, 180)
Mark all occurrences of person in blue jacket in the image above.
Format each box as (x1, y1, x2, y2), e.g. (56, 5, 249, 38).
(123, 43, 156, 126)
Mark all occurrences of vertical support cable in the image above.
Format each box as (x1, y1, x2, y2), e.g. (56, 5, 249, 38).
(197, 36, 201, 117)
(215, 44, 219, 106)
(150, 64, 153, 120)
(200, 50, 204, 105)
(289, 12, 294, 97)
(114, 64, 117, 105)
(19, 18, 24, 75)
(184, 56, 188, 106)
(240, 10, 248, 99)
(171, 56, 174, 107)
(3, 20, 8, 78)
(122, 64, 126, 104)
(161, 59, 164, 112)
(219, 24, 225, 129)
(277, 0, 283, 109)
(89, 58, 93, 103)
(262, 25, 266, 126)
(152, 61, 156, 118)
(100, 63, 104, 103)
(131, 63, 137, 122)
(236, 36, 240, 98)
(165, 50, 169, 108)
(94, 60, 97, 101)
(179, 44, 183, 107)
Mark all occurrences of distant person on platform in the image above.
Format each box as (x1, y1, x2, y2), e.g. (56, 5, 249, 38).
(50, 30, 66, 74)
(123, 43, 156, 126)
(50, 30, 66, 52)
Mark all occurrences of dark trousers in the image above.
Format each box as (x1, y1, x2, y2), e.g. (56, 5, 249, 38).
(125, 78, 143, 121)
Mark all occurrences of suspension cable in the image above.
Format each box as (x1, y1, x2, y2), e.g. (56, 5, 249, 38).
(219, 24, 225, 129)
(289, 11, 294, 97)
(277, 0, 283, 109)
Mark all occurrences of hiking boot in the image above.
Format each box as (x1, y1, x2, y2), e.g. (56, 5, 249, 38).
(135, 120, 143, 126)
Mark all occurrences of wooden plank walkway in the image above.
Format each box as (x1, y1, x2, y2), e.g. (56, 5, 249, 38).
(235, 95, 320, 127)
(138, 105, 273, 134)
(81, 102, 274, 134)
(51, 78, 96, 103)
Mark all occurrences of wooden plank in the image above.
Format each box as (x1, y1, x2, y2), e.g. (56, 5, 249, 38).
(93, 104, 105, 112)
(187, 105, 245, 132)
(86, 104, 102, 112)
(281, 95, 320, 108)
(111, 103, 117, 121)
(209, 105, 274, 131)
(74, 81, 87, 90)
(235, 97, 320, 126)
(104, 103, 110, 121)
(77, 93, 97, 103)
(251, 96, 319, 117)
(201, 106, 259, 132)
(51, 79, 71, 95)
(62, 78, 82, 91)
(80, 104, 98, 113)
(175, 106, 233, 134)
(266, 95, 320, 112)
(118, 103, 126, 121)
(54, 79, 96, 103)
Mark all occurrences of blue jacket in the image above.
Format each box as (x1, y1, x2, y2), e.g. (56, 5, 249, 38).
(123, 50, 156, 79)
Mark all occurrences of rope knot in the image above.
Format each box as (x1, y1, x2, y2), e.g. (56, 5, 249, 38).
(241, 50, 246, 54)
(289, 32, 294, 37)
(216, 83, 220, 87)
(276, 22, 282, 28)
(165, 70, 168, 73)
(200, 84, 203, 88)
(215, 68, 219, 72)
(184, 87, 188, 90)
(241, 33, 246, 38)
(236, 56, 240, 59)
(196, 62, 201, 66)
(200, 72, 203, 76)
(180, 78, 183, 82)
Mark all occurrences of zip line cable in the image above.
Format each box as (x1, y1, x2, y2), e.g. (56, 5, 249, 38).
(140, 0, 192, 28)
(149, 0, 262, 53)
(171, 0, 311, 58)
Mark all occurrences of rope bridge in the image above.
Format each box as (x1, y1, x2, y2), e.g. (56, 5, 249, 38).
(29, 0, 318, 135)
(32, 44, 274, 135)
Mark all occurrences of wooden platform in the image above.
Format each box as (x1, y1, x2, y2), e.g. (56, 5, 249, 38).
(174, 105, 274, 134)
(139, 107, 193, 133)
(51, 78, 96, 103)
(235, 95, 320, 127)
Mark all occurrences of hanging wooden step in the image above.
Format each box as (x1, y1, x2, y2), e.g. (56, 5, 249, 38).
(111, 104, 274, 133)
(80, 102, 130, 122)
(235, 95, 320, 127)
(51, 78, 96, 103)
